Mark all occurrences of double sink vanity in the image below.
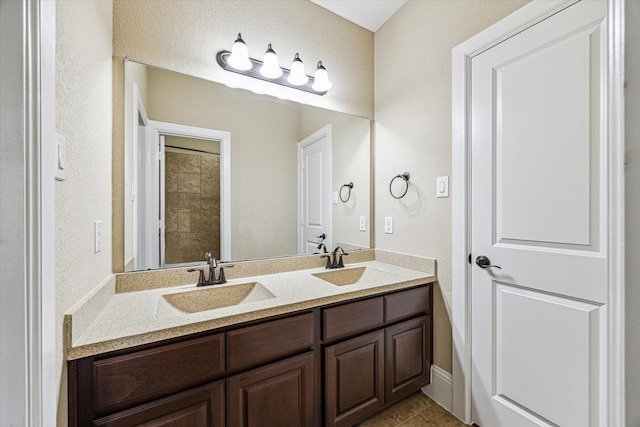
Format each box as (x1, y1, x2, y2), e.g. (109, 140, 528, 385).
(66, 249, 436, 426)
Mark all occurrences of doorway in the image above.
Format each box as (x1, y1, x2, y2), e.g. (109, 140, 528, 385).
(135, 120, 231, 269)
(451, 0, 625, 425)
(298, 125, 333, 254)
(163, 136, 221, 265)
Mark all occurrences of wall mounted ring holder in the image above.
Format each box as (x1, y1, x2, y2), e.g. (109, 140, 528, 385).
(389, 172, 410, 199)
(339, 182, 354, 202)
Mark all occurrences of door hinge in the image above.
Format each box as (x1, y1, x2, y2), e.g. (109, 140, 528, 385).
(468, 253, 472, 264)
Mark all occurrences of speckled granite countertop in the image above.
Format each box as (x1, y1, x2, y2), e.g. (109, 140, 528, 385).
(65, 250, 436, 360)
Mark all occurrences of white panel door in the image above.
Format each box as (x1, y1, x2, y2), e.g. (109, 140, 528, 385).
(299, 125, 332, 254)
(470, 1, 607, 426)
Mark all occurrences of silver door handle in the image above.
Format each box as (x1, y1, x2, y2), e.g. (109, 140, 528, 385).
(476, 255, 501, 269)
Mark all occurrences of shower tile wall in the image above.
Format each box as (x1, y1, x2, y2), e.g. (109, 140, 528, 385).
(165, 151, 220, 264)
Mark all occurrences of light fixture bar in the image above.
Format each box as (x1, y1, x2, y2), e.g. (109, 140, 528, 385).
(216, 50, 328, 96)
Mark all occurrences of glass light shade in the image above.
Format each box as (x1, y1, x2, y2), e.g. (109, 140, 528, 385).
(287, 53, 309, 86)
(227, 33, 252, 71)
(312, 61, 332, 92)
(259, 44, 282, 79)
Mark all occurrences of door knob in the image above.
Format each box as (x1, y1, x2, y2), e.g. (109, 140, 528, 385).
(316, 233, 326, 241)
(475, 255, 501, 269)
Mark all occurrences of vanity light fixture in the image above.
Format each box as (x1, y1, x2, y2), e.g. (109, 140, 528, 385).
(287, 53, 309, 86)
(312, 61, 332, 92)
(216, 34, 331, 95)
(226, 33, 252, 71)
(260, 44, 282, 79)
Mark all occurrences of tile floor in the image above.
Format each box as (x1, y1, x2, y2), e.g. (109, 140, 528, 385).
(357, 391, 467, 427)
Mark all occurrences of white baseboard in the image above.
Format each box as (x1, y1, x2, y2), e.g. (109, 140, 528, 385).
(422, 365, 453, 413)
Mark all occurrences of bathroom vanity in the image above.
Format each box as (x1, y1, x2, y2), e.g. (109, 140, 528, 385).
(66, 250, 435, 426)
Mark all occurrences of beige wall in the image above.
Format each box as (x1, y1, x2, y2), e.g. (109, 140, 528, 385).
(113, 0, 374, 119)
(55, 0, 113, 424)
(374, 0, 529, 371)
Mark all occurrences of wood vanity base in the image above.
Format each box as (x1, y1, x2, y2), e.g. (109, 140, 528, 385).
(68, 283, 432, 427)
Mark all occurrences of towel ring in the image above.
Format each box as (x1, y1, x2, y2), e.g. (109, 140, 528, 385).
(389, 172, 410, 199)
(339, 182, 354, 202)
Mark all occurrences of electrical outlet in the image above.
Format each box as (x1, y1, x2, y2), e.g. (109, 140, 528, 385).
(384, 216, 393, 234)
(94, 221, 102, 253)
(359, 216, 366, 231)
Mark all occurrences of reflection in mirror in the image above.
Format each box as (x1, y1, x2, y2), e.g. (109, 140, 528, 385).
(164, 137, 221, 266)
(122, 60, 371, 271)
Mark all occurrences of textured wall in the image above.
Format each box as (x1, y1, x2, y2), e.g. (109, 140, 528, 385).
(55, 0, 113, 424)
(113, 0, 374, 119)
(374, 0, 528, 372)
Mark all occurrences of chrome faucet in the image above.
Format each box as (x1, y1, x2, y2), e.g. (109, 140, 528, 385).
(188, 252, 234, 286)
(321, 246, 349, 269)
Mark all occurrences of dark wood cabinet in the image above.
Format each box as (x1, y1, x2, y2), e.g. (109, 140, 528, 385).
(92, 334, 225, 414)
(325, 330, 385, 427)
(69, 283, 432, 427)
(93, 381, 224, 427)
(385, 316, 431, 404)
(226, 352, 315, 427)
(226, 313, 314, 371)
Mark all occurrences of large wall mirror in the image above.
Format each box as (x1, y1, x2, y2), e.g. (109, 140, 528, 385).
(118, 60, 371, 272)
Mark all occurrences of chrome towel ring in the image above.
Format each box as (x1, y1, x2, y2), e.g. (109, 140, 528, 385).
(339, 182, 354, 202)
(389, 172, 410, 199)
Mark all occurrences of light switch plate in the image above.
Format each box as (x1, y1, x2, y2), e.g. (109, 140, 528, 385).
(94, 221, 102, 253)
(55, 133, 66, 181)
(436, 176, 449, 198)
(384, 216, 393, 234)
(332, 192, 338, 204)
(359, 216, 366, 232)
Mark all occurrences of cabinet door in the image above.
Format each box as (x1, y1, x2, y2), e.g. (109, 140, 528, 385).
(226, 352, 315, 427)
(325, 330, 384, 427)
(385, 316, 431, 404)
(93, 381, 224, 427)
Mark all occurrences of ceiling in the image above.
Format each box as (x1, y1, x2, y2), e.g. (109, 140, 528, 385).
(310, 0, 408, 32)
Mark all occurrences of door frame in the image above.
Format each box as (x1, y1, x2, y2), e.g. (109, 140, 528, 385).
(147, 120, 232, 262)
(451, 0, 625, 424)
(297, 124, 333, 254)
(0, 0, 57, 423)
(132, 82, 149, 270)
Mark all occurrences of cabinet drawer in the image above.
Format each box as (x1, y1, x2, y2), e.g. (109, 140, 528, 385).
(92, 334, 224, 413)
(93, 380, 224, 427)
(385, 285, 430, 324)
(323, 297, 384, 342)
(227, 312, 314, 371)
